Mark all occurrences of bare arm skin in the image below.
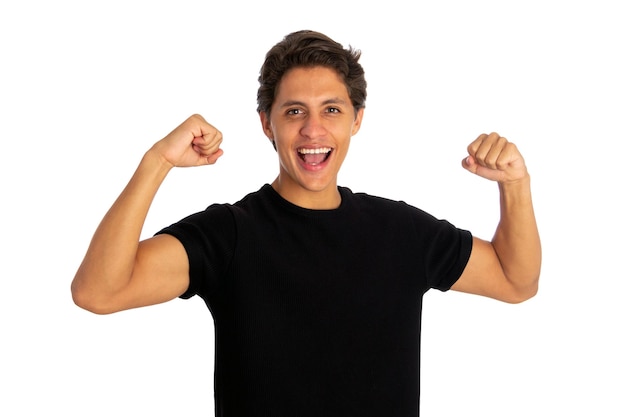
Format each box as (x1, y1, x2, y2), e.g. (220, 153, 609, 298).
(71, 114, 224, 314)
(451, 133, 542, 303)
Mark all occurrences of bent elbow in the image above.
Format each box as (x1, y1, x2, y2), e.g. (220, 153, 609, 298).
(71, 279, 118, 315)
(71, 289, 107, 315)
(506, 278, 540, 304)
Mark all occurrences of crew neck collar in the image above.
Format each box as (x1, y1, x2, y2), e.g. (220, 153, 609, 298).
(261, 183, 350, 215)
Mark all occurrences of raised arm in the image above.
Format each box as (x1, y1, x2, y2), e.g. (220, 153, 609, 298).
(71, 114, 224, 314)
(451, 132, 541, 303)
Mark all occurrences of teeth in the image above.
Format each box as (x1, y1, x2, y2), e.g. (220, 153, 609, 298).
(298, 147, 332, 154)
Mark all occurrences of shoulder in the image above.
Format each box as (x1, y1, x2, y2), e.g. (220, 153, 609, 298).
(339, 186, 435, 220)
(340, 187, 471, 243)
(176, 185, 271, 225)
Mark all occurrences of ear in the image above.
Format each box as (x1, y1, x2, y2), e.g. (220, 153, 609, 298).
(351, 108, 365, 136)
(259, 111, 274, 140)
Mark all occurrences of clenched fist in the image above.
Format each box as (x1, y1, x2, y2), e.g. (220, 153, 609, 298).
(151, 114, 224, 168)
(462, 132, 528, 184)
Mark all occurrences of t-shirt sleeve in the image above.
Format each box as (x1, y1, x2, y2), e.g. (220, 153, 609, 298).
(423, 217, 473, 292)
(399, 201, 473, 292)
(155, 204, 236, 300)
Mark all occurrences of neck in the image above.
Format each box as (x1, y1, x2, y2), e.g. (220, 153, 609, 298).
(271, 177, 341, 210)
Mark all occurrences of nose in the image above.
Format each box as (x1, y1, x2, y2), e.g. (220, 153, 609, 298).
(300, 113, 327, 139)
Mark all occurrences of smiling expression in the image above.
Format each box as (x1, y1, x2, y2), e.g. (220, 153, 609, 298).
(260, 66, 364, 209)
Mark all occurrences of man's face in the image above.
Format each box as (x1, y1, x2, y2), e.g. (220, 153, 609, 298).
(260, 66, 364, 208)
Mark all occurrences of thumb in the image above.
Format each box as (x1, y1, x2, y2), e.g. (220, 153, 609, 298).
(462, 155, 478, 174)
(462, 154, 496, 180)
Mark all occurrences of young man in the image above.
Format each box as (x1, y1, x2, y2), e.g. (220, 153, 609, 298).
(72, 30, 541, 416)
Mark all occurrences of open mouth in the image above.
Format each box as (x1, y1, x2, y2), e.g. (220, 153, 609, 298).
(297, 147, 333, 165)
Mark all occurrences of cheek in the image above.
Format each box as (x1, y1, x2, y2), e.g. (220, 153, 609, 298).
(273, 124, 301, 145)
(334, 139, 351, 161)
(275, 141, 293, 161)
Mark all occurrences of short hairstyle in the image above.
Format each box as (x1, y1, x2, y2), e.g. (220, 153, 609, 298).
(256, 30, 367, 116)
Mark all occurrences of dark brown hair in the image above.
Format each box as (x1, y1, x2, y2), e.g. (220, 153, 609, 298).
(256, 30, 367, 116)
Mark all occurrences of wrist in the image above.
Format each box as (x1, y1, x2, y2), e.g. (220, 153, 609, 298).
(498, 172, 531, 190)
(498, 174, 533, 208)
(144, 146, 175, 172)
(139, 147, 175, 184)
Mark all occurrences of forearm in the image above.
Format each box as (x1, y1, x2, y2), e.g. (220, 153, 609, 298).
(492, 175, 542, 295)
(72, 149, 172, 303)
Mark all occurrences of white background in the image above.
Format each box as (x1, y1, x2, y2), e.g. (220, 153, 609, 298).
(1, 1, 624, 415)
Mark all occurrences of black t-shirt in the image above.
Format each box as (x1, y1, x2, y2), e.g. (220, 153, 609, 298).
(158, 184, 472, 417)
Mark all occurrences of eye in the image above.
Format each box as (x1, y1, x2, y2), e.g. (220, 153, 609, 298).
(287, 108, 303, 115)
(326, 107, 340, 114)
